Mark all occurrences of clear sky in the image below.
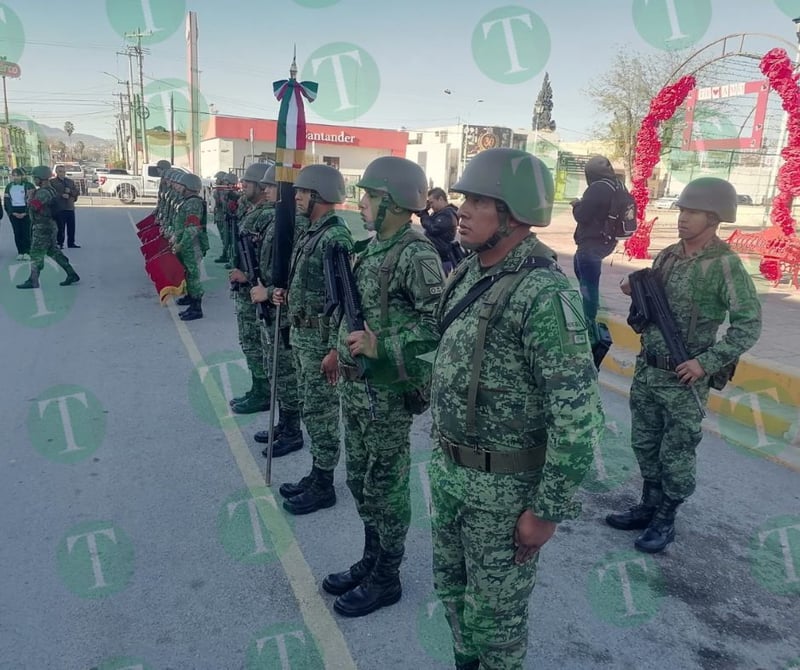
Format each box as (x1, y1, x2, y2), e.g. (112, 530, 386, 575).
(1, 0, 799, 141)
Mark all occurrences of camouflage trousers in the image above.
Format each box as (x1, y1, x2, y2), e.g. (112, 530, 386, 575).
(177, 237, 205, 299)
(290, 326, 340, 471)
(30, 221, 76, 275)
(340, 381, 412, 553)
(215, 215, 229, 259)
(629, 360, 710, 501)
(235, 291, 267, 383)
(259, 310, 300, 412)
(430, 449, 538, 670)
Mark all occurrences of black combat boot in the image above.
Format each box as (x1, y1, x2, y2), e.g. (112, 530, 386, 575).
(179, 297, 203, 321)
(282, 466, 336, 515)
(455, 661, 480, 670)
(323, 526, 380, 595)
(333, 546, 404, 617)
(231, 377, 270, 414)
(634, 495, 683, 554)
(59, 270, 80, 286)
(262, 411, 303, 457)
(176, 294, 192, 306)
(229, 383, 254, 408)
(255, 412, 286, 444)
(606, 480, 662, 531)
(278, 467, 315, 500)
(16, 266, 40, 289)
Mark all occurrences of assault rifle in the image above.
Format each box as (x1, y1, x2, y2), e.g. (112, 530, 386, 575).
(628, 268, 706, 417)
(323, 242, 377, 420)
(237, 233, 269, 321)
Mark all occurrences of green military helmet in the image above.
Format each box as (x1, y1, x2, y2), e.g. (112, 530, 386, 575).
(675, 177, 737, 223)
(214, 170, 228, 182)
(178, 172, 203, 193)
(357, 156, 428, 212)
(156, 159, 171, 173)
(32, 165, 52, 180)
(224, 172, 239, 186)
(260, 163, 277, 186)
(242, 162, 270, 183)
(295, 164, 346, 204)
(451, 148, 554, 227)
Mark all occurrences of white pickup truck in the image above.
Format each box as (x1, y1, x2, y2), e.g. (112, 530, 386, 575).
(97, 163, 162, 203)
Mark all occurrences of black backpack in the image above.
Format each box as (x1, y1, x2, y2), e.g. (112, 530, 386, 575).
(601, 179, 637, 241)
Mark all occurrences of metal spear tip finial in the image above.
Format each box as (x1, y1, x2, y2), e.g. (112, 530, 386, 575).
(290, 45, 297, 79)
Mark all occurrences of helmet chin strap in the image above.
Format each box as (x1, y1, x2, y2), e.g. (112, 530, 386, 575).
(373, 194, 393, 234)
(303, 192, 320, 219)
(470, 203, 513, 254)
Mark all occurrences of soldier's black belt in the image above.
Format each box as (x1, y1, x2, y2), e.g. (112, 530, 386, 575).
(641, 351, 675, 371)
(439, 436, 546, 474)
(290, 314, 319, 329)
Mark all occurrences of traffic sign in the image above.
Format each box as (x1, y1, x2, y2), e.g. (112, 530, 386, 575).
(0, 61, 21, 78)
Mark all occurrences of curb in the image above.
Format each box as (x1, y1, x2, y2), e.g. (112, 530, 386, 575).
(599, 313, 800, 459)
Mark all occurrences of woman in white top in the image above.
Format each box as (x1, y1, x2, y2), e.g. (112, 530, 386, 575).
(3, 168, 35, 259)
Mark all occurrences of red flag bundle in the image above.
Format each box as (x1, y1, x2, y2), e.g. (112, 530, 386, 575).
(141, 236, 171, 261)
(135, 212, 157, 232)
(138, 225, 163, 245)
(145, 251, 187, 304)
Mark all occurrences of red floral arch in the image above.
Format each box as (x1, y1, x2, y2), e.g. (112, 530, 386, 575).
(623, 47, 799, 283)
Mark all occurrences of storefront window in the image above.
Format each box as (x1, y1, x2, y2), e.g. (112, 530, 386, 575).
(323, 156, 340, 169)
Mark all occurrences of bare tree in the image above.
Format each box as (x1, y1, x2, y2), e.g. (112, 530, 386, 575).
(64, 121, 74, 138)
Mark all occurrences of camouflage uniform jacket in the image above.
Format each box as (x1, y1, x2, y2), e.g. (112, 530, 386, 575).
(430, 234, 603, 522)
(174, 195, 208, 253)
(234, 200, 274, 283)
(212, 187, 226, 225)
(287, 209, 353, 348)
(28, 184, 57, 226)
(641, 237, 762, 374)
(336, 223, 443, 391)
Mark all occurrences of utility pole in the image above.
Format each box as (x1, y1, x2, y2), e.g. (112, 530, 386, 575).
(170, 92, 175, 164)
(122, 29, 152, 169)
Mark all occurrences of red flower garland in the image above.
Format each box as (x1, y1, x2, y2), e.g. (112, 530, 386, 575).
(624, 75, 697, 259)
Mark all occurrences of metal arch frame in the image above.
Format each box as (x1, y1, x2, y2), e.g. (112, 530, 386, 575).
(665, 33, 800, 85)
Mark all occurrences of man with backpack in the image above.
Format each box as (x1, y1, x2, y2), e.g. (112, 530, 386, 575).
(420, 187, 460, 274)
(429, 148, 603, 670)
(16, 166, 80, 289)
(571, 155, 633, 333)
(320, 156, 443, 618)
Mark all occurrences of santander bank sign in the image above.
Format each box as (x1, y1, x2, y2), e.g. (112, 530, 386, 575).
(306, 130, 356, 144)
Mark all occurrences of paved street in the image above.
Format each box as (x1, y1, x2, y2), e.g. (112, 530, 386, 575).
(1, 206, 798, 670)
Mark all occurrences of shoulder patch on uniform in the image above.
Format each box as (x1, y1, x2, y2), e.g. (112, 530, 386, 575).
(557, 289, 587, 332)
(416, 257, 444, 287)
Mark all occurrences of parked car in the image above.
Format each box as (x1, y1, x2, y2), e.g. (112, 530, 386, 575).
(654, 197, 678, 209)
(97, 163, 161, 203)
(91, 167, 130, 188)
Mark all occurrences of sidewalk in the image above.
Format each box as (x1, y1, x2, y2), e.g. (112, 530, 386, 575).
(537, 208, 800, 469)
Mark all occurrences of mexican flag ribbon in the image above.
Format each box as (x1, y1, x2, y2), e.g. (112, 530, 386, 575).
(272, 77, 318, 182)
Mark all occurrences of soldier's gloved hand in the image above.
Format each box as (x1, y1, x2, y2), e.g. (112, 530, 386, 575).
(346, 321, 378, 360)
(321, 349, 339, 385)
(229, 268, 247, 284)
(271, 288, 287, 306)
(250, 281, 268, 303)
(513, 510, 556, 565)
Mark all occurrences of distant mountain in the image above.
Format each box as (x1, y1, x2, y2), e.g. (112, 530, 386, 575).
(37, 124, 114, 147)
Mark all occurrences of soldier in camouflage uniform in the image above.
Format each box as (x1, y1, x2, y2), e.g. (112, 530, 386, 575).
(210, 171, 230, 263)
(321, 157, 443, 618)
(227, 163, 272, 414)
(607, 177, 762, 553)
(171, 172, 209, 321)
(272, 164, 353, 515)
(16, 165, 80, 289)
(429, 149, 603, 670)
(249, 165, 304, 456)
